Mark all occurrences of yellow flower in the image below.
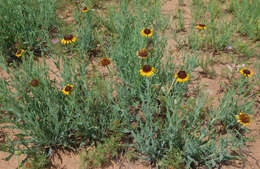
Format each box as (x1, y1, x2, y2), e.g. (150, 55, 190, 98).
(136, 48, 148, 59)
(62, 84, 74, 95)
(236, 112, 251, 127)
(61, 35, 77, 45)
(15, 49, 25, 58)
(174, 70, 189, 82)
(140, 65, 156, 77)
(240, 68, 254, 78)
(100, 57, 111, 66)
(196, 24, 207, 30)
(81, 6, 89, 13)
(141, 28, 153, 37)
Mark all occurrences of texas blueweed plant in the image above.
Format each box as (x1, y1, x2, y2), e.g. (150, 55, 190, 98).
(0, 0, 60, 63)
(0, 53, 119, 166)
(229, 0, 260, 41)
(74, 4, 100, 59)
(184, 1, 236, 51)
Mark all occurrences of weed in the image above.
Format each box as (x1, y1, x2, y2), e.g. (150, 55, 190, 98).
(79, 135, 124, 169)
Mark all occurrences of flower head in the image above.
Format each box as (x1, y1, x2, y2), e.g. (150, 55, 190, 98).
(175, 70, 189, 82)
(240, 68, 254, 78)
(62, 84, 74, 95)
(100, 57, 111, 66)
(114, 120, 120, 126)
(226, 45, 233, 51)
(15, 49, 25, 58)
(136, 48, 148, 59)
(30, 79, 39, 87)
(140, 65, 156, 77)
(196, 24, 207, 30)
(51, 39, 59, 44)
(141, 28, 153, 37)
(61, 35, 77, 45)
(236, 112, 251, 127)
(24, 162, 31, 168)
(33, 48, 41, 57)
(81, 6, 89, 13)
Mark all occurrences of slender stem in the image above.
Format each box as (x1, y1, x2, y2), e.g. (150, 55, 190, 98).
(167, 78, 176, 95)
(107, 66, 113, 77)
(17, 155, 20, 169)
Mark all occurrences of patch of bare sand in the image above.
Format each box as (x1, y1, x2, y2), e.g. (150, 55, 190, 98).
(0, 67, 9, 80)
(56, 3, 76, 25)
(37, 57, 63, 86)
(245, 113, 260, 169)
(0, 123, 26, 169)
(0, 151, 26, 169)
(221, 112, 260, 169)
(161, 0, 191, 61)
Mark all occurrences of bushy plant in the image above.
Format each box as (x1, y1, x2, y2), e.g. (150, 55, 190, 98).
(0, 0, 59, 63)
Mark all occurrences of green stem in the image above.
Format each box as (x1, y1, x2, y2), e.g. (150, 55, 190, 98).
(17, 155, 20, 169)
(167, 78, 176, 95)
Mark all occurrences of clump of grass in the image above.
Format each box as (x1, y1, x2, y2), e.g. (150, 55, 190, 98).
(198, 54, 217, 78)
(74, 4, 101, 59)
(229, 0, 260, 41)
(183, 0, 259, 56)
(79, 134, 124, 169)
(175, 8, 185, 32)
(0, 54, 117, 163)
(158, 148, 184, 169)
(0, 0, 60, 63)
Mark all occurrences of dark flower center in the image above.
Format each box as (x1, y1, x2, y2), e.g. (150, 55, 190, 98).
(240, 114, 250, 123)
(30, 79, 39, 87)
(64, 35, 73, 40)
(16, 50, 22, 54)
(177, 71, 187, 79)
(114, 120, 119, 125)
(142, 65, 152, 72)
(83, 7, 88, 10)
(138, 49, 148, 57)
(25, 162, 31, 168)
(101, 58, 111, 66)
(243, 69, 250, 75)
(144, 28, 151, 35)
(65, 86, 72, 92)
(33, 48, 41, 57)
(198, 24, 206, 27)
